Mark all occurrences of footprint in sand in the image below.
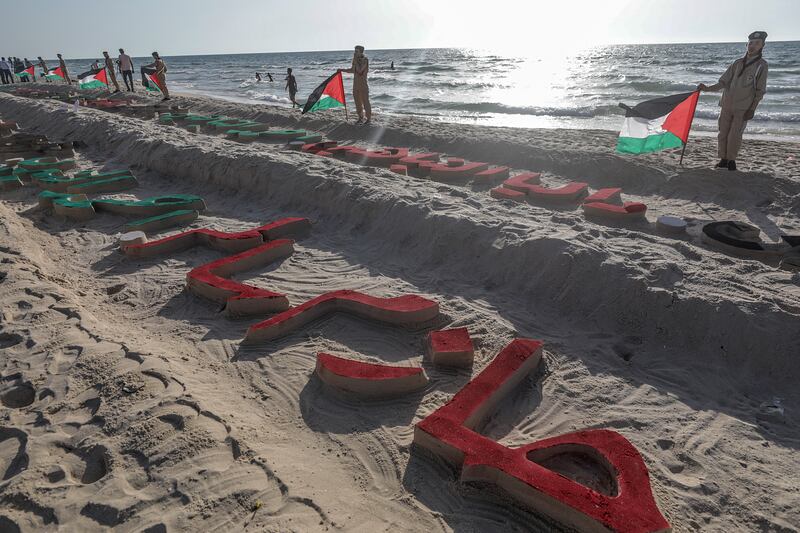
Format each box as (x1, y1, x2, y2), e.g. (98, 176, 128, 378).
(72, 444, 109, 484)
(39, 441, 110, 486)
(0, 427, 29, 481)
(48, 345, 83, 376)
(0, 516, 21, 533)
(1, 381, 35, 408)
(0, 332, 24, 349)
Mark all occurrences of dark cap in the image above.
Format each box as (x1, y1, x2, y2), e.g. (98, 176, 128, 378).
(748, 31, 767, 41)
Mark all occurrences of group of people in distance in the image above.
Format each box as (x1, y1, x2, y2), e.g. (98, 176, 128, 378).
(0, 56, 42, 84)
(4, 44, 376, 123)
(0, 50, 171, 100)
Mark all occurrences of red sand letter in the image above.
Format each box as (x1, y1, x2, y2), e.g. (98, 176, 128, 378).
(414, 339, 670, 533)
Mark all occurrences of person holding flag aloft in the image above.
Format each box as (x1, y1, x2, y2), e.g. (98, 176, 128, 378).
(698, 31, 769, 172)
(339, 45, 371, 125)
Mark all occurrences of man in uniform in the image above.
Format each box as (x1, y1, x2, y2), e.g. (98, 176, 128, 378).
(340, 45, 371, 125)
(102, 51, 121, 92)
(57, 54, 71, 84)
(698, 31, 769, 171)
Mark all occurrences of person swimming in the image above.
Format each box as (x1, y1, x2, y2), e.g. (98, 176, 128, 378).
(255, 72, 262, 82)
(267, 72, 273, 82)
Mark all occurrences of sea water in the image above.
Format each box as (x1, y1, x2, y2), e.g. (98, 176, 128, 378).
(60, 42, 800, 139)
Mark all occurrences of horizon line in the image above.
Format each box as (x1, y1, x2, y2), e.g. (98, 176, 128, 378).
(21, 39, 800, 61)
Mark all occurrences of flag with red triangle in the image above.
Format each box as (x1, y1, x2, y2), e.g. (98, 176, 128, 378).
(617, 91, 699, 154)
(15, 65, 35, 79)
(140, 66, 163, 93)
(77, 66, 109, 89)
(302, 71, 346, 114)
(46, 66, 65, 81)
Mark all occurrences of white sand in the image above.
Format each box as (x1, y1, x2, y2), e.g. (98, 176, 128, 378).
(1, 87, 799, 532)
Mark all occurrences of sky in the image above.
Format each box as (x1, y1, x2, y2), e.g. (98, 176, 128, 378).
(1, 0, 798, 59)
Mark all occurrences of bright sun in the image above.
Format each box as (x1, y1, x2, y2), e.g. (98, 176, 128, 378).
(409, 0, 634, 53)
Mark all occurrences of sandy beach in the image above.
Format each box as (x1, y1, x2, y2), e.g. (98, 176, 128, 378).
(1, 85, 799, 532)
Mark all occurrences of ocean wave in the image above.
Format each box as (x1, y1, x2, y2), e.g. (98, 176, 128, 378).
(586, 80, 698, 93)
(373, 96, 800, 124)
(243, 90, 292, 104)
(413, 64, 459, 72)
(381, 97, 621, 118)
(693, 108, 800, 122)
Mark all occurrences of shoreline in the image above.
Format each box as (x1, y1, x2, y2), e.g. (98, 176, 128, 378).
(172, 88, 800, 143)
(1, 87, 799, 532)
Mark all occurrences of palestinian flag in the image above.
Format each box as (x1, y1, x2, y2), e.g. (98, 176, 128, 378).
(617, 91, 699, 154)
(302, 71, 346, 114)
(140, 66, 162, 93)
(15, 65, 35, 79)
(46, 66, 65, 81)
(78, 66, 108, 89)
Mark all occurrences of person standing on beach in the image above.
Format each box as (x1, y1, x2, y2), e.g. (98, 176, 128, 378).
(102, 51, 121, 92)
(37, 57, 49, 82)
(12, 58, 22, 82)
(0, 58, 11, 84)
(285, 68, 299, 107)
(118, 49, 135, 92)
(3, 58, 14, 84)
(698, 31, 769, 172)
(23, 58, 34, 82)
(340, 45, 371, 125)
(57, 54, 71, 84)
(146, 52, 169, 100)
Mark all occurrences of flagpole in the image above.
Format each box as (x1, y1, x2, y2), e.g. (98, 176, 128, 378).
(680, 90, 701, 165)
(339, 71, 348, 121)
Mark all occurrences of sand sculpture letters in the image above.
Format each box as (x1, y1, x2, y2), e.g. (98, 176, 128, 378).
(121, 218, 671, 532)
